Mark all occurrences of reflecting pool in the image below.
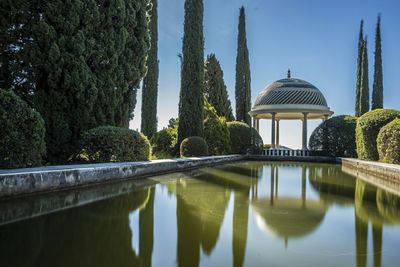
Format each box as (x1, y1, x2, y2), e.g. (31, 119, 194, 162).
(1, 161, 400, 267)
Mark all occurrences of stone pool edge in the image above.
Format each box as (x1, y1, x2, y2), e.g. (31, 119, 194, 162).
(0, 155, 244, 199)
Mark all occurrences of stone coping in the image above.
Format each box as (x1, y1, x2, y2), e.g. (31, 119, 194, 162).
(0, 155, 243, 198)
(247, 155, 337, 163)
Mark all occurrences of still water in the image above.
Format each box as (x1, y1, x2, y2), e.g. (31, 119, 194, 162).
(1, 161, 400, 267)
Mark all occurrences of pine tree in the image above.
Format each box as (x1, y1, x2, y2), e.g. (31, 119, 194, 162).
(355, 20, 364, 117)
(178, 0, 204, 145)
(141, 0, 159, 137)
(360, 37, 370, 115)
(235, 6, 251, 125)
(204, 54, 234, 121)
(372, 14, 383, 110)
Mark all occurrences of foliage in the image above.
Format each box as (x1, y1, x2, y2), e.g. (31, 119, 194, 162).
(141, 0, 159, 137)
(180, 136, 209, 157)
(0, 0, 150, 162)
(235, 7, 251, 125)
(355, 20, 364, 117)
(0, 90, 46, 168)
(359, 38, 370, 115)
(204, 54, 234, 121)
(227, 121, 263, 154)
(309, 115, 357, 157)
(372, 15, 383, 110)
(377, 118, 400, 164)
(203, 99, 231, 155)
(74, 126, 151, 163)
(151, 127, 178, 156)
(356, 109, 400, 161)
(178, 0, 205, 145)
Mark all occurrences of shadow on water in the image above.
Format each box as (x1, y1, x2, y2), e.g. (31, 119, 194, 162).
(1, 162, 400, 267)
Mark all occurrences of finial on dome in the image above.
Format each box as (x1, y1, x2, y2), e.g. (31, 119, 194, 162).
(287, 69, 291, 79)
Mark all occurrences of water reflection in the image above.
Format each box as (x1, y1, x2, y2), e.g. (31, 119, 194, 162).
(0, 162, 400, 267)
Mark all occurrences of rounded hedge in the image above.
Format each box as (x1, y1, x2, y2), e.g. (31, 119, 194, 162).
(356, 109, 400, 161)
(75, 126, 151, 163)
(180, 136, 209, 157)
(309, 115, 357, 157)
(227, 121, 263, 154)
(151, 127, 178, 156)
(0, 90, 46, 168)
(204, 101, 231, 155)
(377, 118, 400, 164)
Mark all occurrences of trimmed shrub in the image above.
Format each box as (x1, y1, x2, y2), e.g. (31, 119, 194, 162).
(356, 109, 400, 160)
(227, 121, 263, 154)
(204, 100, 231, 155)
(309, 115, 357, 157)
(0, 90, 46, 168)
(151, 127, 178, 156)
(74, 126, 151, 163)
(180, 136, 209, 157)
(377, 118, 400, 164)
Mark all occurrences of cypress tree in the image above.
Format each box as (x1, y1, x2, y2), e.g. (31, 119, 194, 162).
(141, 0, 159, 137)
(372, 14, 383, 110)
(235, 6, 251, 125)
(204, 54, 234, 121)
(359, 37, 370, 115)
(178, 0, 204, 145)
(355, 20, 364, 117)
(0, 0, 150, 161)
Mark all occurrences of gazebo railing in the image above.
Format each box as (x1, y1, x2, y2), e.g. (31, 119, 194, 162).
(263, 149, 310, 157)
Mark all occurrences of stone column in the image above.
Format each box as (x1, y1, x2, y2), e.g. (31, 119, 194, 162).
(252, 117, 256, 128)
(302, 112, 308, 150)
(276, 119, 280, 148)
(256, 119, 260, 132)
(271, 113, 276, 149)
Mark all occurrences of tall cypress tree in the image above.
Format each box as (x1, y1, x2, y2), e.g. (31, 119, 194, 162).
(141, 0, 159, 137)
(235, 6, 251, 125)
(359, 37, 370, 115)
(372, 14, 383, 110)
(178, 0, 204, 145)
(204, 54, 234, 121)
(355, 20, 364, 117)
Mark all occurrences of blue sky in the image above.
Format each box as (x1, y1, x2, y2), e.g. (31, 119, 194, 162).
(130, 0, 400, 149)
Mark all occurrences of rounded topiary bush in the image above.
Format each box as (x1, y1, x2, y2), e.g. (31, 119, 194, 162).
(151, 127, 178, 156)
(356, 109, 400, 161)
(377, 118, 400, 164)
(0, 90, 46, 168)
(180, 136, 209, 157)
(75, 126, 151, 163)
(227, 121, 263, 154)
(309, 115, 357, 157)
(204, 101, 231, 155)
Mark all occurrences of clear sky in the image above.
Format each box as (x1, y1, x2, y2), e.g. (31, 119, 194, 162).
(130, 0, 400, 149)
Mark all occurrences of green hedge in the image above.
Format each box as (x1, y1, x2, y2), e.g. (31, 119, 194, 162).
(180, 136, 209, 157)
(356, 109, 400, 161)
(309, 115, 357, 157)
(151, 127, 178, 156)
(0, 90, 46, 168)
(227, 121, 263, 154)
(377, 118, 400, 164)
(204, 100, 231, 155)
(74, 126, 151, 163)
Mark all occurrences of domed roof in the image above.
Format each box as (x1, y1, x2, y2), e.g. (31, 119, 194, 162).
(249, 71, 333, 120)
(254, 78, 328, 107)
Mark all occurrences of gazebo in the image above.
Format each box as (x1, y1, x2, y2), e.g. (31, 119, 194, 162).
(249, 70, 333, 153)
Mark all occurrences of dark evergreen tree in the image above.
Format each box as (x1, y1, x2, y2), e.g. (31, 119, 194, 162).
(235, 6, 251, 125)
(360, 37, 370, 115)
(178, 0, 204, 145)
(372, 14, 383, 110)
(0, 0, 150, 161)
(355, 20, 364, 117)
(204, 54, 234, 121)
(141, 0, 159, 137)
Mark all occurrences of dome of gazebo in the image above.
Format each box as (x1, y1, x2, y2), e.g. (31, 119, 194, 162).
(249, 72, 333, 120)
